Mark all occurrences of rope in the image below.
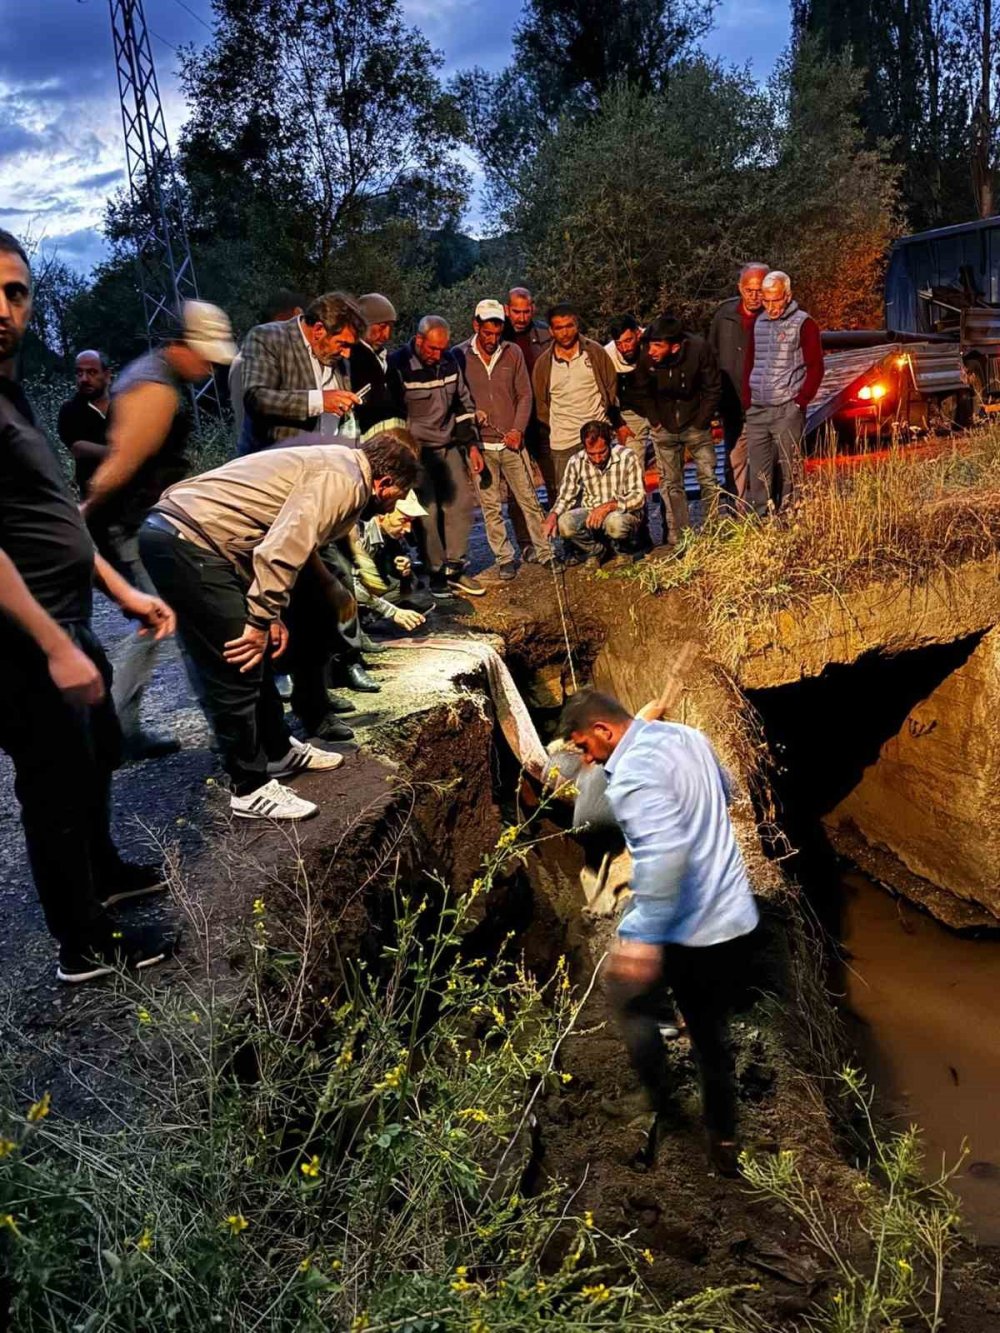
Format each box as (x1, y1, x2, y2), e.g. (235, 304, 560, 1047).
(548, 560, 578, 693)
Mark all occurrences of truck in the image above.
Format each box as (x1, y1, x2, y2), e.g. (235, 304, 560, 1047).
(807, 216, 1000, 444)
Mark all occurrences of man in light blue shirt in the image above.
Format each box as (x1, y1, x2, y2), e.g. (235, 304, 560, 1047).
(558, 689, 759, 1176)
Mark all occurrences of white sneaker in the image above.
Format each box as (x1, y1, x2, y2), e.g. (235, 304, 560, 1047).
(266, 736, 344, 779)
(230, 779, 318, 821)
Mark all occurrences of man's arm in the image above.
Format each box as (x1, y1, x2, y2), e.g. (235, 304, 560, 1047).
(92, 553, 176, 640)
(82, 382, 176, 514)
(617, 449, 646, 513)
(57, 403, 108, 464)
(452, 361, 480, 449)
(0, 548, 104, 703)
(241, 325, 320, 425)
(795, 318, 825, 409)
(511, 346, 532, 437)
(594, 344, 623, 430)
(742, 325, 756, 410)
(697, 339, 722, 428)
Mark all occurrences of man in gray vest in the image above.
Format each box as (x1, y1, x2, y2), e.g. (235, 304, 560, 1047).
(743, 271, 824, 518)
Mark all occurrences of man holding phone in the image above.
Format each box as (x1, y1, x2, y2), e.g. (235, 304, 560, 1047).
(238, 292, 366, 453)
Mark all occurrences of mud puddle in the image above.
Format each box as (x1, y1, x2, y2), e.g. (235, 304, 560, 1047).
(839, 870, 1000, 1244)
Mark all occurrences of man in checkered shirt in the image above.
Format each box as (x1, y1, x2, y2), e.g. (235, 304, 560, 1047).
(543, 419, 645, 566)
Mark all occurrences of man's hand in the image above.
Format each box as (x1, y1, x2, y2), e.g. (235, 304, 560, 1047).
(47, 638, 105, 705)
(119, 589, 176, 640)
(269, 619, 289, 660)
(503, 430, 523, 451)
(605, 938, 662, 987)
(224, 624, 271, 673)
(321, 388, 362, 417)
(543, 511, 559, 539)
(616, 425, 635, 446)
(468, 446, 485, 476)
(585, 501, 617, 530)
(393, 554, 412, 577)
(392, 606, 425, 632)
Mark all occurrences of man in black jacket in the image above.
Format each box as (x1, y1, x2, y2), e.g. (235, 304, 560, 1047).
(629, 315, 722, 546)
(350, 293, 406, 440)
(708, 262, 768, 504)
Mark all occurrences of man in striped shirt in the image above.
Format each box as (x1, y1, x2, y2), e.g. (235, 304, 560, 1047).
(543, 420, 644, 566)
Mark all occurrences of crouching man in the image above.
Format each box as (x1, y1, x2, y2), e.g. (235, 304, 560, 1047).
(557, 689, 760, 1176)
(139, 435, 417, 821)
(543, 420, 644, 567)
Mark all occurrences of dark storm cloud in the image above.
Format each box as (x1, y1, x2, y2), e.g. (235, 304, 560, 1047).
(76, 168, 125, 191)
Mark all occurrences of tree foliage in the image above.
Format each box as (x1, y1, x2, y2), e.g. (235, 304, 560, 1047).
(509, 48, 900, 333)
(793, 0, 988, 228)
(177, 0, 468, 294)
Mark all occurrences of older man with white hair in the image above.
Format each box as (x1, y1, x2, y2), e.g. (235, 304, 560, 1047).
(742, 271, 824, 518)
(709, 262, 768, 504)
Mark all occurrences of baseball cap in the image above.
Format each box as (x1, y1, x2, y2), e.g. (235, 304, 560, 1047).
(359, 293, 398, 325)
(396, 489, 428, 518)
(181, 300, 237, 365)
(475, 299, 506, 324)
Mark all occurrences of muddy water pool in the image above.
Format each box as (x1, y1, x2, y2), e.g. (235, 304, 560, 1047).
(840, 871, 1000, 1244)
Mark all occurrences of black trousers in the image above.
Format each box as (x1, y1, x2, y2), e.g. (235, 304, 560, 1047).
(283, 546, 362, 728)
(606, 928, 758, 1141)
(139, 525, 290, 795)
(0, 625, 123, 947)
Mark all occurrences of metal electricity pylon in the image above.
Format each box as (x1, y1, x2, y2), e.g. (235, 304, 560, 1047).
(108, 0, 219, 418)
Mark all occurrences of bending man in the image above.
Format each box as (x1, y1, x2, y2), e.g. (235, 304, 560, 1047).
(140, 435, 417, 822)
(558, 689, 759, 1175)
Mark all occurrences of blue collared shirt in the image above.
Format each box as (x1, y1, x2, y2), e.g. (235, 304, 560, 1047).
(604, 718, 758, 947)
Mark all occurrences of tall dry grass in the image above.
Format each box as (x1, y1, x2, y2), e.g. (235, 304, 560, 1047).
(633, 423, 1000, 669)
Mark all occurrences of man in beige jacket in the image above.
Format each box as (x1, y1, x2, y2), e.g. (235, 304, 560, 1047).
(139, 435, 417, 822)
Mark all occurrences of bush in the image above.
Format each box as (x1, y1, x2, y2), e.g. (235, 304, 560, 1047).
(0, 816, 750, 1331)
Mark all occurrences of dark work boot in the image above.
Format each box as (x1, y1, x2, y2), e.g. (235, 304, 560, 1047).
(344, 663, 380, 693)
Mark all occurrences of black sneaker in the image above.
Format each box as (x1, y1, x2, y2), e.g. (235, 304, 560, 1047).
(497, 562, 517, 582)
(57, 924, 175, 985)
(447, 568, 487, 596)
(122, 732, 181, 762)
(99, 861, 169, 909)
(428, 570, 452, 599)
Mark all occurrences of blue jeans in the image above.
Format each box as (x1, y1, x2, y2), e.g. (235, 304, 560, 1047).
(650, 425, 718, 544)
(557, 507, 639, 557)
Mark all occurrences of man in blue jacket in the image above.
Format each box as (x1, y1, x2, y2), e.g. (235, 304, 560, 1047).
(558, 688, 759, 1175)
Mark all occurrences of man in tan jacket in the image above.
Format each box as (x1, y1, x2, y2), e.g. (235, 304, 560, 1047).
(139, 435, 417, 822)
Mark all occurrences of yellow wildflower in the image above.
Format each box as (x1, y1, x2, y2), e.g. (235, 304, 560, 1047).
(535, 1279, 547, 1293)
(641, 1247, 655, 1265)
(451, 1278, 476, 1294)
(897, 1258, 912, 1274)
(457, 1108, 491, 1123)
(455, 1265, 468, 1276)
(490, 1007, 505, 1028)
(469, 878, 484, 898)
(0, 1138, 16, 1158)
(137, 1007, 152, 1025)
(560, 1072, 573, 1084)
(350, 1316, 369, 1332)
(188, 1011, 201, 1024)
(252, 897, 266, 917)
(337, 1047, 354, 1067)
(300, 1155, 321, 1179)
(582, 1283, 611, 1303)
(0, 1214, 20, 1235)
(469, 1318, 490, 1333)
(298, 1255, 312, 1273)
(135, 1229, 154, 1253)
(26, 1092, 51, 1122)
(223, 1213, 249, 1235)
(583, 1210, 594, 1229)
(374, 1063, 405, 1093)
(331, 1258, 343, 1272)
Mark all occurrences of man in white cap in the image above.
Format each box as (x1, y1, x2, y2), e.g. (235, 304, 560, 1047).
(455, 300, 555, 582)
(350, 489, 435, 627)
(350, 293, 406, 440)
(80, 300, 237, 760)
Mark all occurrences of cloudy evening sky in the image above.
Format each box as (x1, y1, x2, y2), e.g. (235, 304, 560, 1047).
(0, 0, 789, 275)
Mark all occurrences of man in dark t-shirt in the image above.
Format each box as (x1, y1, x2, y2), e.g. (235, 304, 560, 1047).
(57, 349, 111, 494)
(0, 229, 178, 984)
(79, 302, 236, 759)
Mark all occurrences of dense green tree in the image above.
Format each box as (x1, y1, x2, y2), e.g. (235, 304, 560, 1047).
(175, 0, 468, 302)
(510, 48, 900, 333)
(792, 0, 979, 228)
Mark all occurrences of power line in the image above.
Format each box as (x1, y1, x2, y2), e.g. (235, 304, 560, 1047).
(168, 0, 212, 32)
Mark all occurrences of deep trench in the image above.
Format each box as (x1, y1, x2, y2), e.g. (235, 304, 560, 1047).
(745, 633, 1000, 1241)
